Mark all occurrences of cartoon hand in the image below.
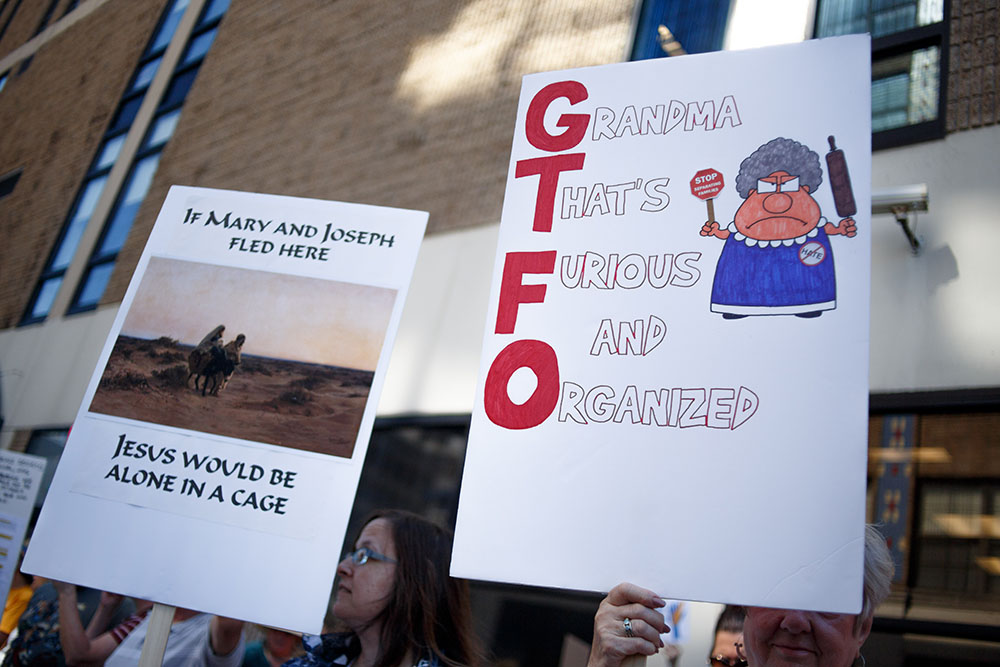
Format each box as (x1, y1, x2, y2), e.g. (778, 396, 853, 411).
(826, 217, 857, 237)
(701, 220, 721, 237)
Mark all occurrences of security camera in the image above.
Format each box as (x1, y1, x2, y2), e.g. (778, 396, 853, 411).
(871, 184, 928, 216)
(871, 184, 927, 253)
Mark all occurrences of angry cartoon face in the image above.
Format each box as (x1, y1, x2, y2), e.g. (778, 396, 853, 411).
(732, 170, 822, 241)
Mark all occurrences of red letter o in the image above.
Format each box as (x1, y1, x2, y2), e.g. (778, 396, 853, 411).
(484, 340, 559, 430)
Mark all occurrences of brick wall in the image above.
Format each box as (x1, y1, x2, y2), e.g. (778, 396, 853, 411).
(103, 0, 634, 304)
(0, 1, 168, 328)
(0, 0, 49, 59)
(868, 411, 1000, 479)
(917, 412, 1000, 477)
(948, 0, 1000, 130)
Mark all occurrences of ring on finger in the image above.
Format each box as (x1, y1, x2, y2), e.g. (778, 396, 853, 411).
(623, 617, 634, 638)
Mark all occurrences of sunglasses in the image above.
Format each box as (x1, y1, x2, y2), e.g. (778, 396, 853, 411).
(709, 657, 747, 667)
(709, 642, 747, 667)
(344, 546, 397, 565)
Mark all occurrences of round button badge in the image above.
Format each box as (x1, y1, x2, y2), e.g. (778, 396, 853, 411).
(799, 241, 826, 266)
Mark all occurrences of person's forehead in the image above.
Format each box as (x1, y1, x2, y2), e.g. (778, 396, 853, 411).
(712, 629, 742, 653)
(357, 518, 393, 547)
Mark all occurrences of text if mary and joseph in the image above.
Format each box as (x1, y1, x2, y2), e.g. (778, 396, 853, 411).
(484, 82, 759, 433)
(181, 209, 396, 262)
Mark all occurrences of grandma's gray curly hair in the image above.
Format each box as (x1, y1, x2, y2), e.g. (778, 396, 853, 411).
(735, 137, 823, 199)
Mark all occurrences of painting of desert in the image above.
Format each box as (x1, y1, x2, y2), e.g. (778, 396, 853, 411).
(88, 257, 396, 458)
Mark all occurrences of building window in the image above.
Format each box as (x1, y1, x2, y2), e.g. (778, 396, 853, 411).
(61, 0, 80, 19)
(20, 0, 197, 324)
(814, 0, 948, 149)
(68, 0, 229, 313)
(631, 0, 732, 60)
(914, 481, 1000, 598)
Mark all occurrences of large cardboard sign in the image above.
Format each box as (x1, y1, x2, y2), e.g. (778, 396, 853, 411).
(24, 186, 426, 632)
(0, 451, 45, 603)
(452, 36, 872, 613)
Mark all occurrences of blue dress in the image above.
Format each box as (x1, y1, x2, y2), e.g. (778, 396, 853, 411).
(710, 224, 836, 316)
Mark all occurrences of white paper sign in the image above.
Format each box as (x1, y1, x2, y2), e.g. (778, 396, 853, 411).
(0, 451, 46, 604)
(453, 36, 872, 613)
(24, 186, 427, 632)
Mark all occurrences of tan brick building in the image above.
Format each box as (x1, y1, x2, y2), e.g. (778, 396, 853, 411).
(1, 0, 998, 664)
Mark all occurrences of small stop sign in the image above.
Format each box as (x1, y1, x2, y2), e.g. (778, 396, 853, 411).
(690, 168, 724, 200)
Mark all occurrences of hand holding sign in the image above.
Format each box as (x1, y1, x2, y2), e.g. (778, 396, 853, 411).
(588, 583, 669, 667)
(690, 168, 724, 228)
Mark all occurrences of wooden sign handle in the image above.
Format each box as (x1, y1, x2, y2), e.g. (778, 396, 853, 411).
(138, 603, 176, 667)
(622, 655, 649, 667)
(706, 198, 716, 224)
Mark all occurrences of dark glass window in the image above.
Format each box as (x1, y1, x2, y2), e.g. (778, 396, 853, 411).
(21, 0, 194, 325)
(914, 481, 1000, 598)
(631, 0, 732, 60)
(815, 0, 948, 149)
(107, 96, 144, 135)
(160, 67, 197, 109)
(0, 168, 21, 198)
(68, 0, 229, 313)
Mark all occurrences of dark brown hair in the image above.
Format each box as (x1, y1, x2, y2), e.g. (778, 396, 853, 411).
(362, 509, 484, 667)
(714, 604, 745, 637)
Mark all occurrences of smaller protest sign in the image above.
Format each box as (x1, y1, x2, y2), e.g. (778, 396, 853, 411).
(24, 186, 427, 633)
(690, 168, 725, 223)
(690, 168, 724, 200)
(0, 451, 46, 604)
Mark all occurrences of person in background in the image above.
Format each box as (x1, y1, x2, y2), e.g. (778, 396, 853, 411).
(588, 525, 893, 667)
(243, 627, 301, 667)
(707, 605, 745, 667)
(102, 606, 244, 667)
(284, 509, 484, 667)
(1, 582, 134, 667)
(54, 582, 152, 665)
(0, 569, 35, 649)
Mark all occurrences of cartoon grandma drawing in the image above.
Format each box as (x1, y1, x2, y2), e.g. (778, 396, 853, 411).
(700, 137, 856, 319)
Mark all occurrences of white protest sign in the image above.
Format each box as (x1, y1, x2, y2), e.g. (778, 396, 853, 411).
(24, 186, 427, 632)
(452, 36, 872, 613)
(0, 451, 46, 604)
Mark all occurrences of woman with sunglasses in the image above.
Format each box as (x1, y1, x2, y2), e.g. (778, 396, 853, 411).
(708, 605, 745, 667)
(284, 510, 484, 667)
